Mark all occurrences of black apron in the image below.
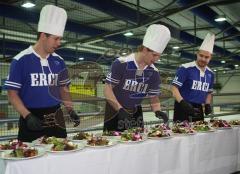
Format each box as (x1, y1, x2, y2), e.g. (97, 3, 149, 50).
(103, 102, 144, 132)
(18, 105, 67, 142)
(173, 101, 204, 122)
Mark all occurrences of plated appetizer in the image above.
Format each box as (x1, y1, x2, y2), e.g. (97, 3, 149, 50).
(193, 124, 213, 132)
(192, 121, 214, 132)
(51, 140, 79, 152)
(0, 140, 29, 151)
(148, 128, 171, 138)
(87, 136, 113, 147)
(72, 132, 93, 140)
(9, 148, 38, 158)
(229, 120, 240, 126)
(120, 132, 145, 142)
(102, 131, 121, 136)
(39, 136, 65, 145)
(172, 122, 196, 134)
(210, 119, 231, 128)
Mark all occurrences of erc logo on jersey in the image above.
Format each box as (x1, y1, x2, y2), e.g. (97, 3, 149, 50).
(123, 79, 148, 93)
(30, 73, 58, 86)
(191, 80, 209, 92)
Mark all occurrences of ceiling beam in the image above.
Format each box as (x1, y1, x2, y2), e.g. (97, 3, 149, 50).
(74, 0, 240, 61)
(177, 0, 240, 43)
(208, 0, 240, 6)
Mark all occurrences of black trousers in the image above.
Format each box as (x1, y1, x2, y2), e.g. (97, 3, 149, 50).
(18, 105, 67, 142)
(103, 102, 144, 132)
(173, 101, 204, 122)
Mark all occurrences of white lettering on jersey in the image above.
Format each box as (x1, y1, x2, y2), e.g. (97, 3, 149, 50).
(30, 73, 58, 86)
(129, 80, 138, 92)
(191, 80, 209, 92)
(31, 73, 39, 86)
(123, 79, 148, 93)
(123, 79, 131, 90)
(39, 73, 48, 86)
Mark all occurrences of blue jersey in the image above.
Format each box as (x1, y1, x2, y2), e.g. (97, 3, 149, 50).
(172, 61, 214, 104)
(106, 53, 161, 109)
(4, 46, 70, 108)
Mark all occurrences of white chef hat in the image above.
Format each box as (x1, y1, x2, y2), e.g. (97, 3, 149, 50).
(199, 33, 215, 54)
(143, 24, 171, 54)
(38, 5, 67, 37)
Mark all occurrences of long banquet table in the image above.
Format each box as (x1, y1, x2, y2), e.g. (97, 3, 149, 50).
(0, 127, 239, 174)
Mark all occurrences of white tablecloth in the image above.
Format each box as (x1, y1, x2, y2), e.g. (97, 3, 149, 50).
(0, 127, 239, 174)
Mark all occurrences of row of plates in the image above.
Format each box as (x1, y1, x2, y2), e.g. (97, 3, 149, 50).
(0, 126, 236, 160)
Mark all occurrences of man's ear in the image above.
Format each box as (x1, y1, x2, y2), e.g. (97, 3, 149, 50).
(142, 46, 148, 54)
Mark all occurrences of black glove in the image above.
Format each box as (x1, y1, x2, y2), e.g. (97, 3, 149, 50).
(25, 113, 43, 131)
(179, 100, 195, 116)
(205, 104, 212, 115)
(155, 111, 169, 123)
(118, 108, 132, 121)
(69, 110, 80, 127)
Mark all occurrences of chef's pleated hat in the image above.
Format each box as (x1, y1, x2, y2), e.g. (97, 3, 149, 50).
(38, 5, 67, 37)
(199, 33, 215, 54)
(143, 24, 171, 54)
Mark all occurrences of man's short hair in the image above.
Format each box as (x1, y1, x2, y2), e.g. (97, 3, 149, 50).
(37, 32, 51, 40)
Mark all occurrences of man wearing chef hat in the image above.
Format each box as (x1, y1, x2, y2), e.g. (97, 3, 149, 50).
(5, 5, 80, 142)
(171, 33, 215, 122)
(103, 24, 171, 131)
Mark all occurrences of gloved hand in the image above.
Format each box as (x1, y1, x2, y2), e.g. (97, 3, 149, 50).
(69, 110, 80, 127)
(179, 100, 195, 116)
(25, 113, 43, 131)
(205, 104, 212, 115)
(155, 111, 169, 123)
(118, 108, 131, 121)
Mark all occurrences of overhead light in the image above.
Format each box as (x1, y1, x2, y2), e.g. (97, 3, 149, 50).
(173, 46, 180, 50)
(78, 57, 84, 60)
(21, 1, 35, 8)
(124, 31, 133, 37)
(214, 15, 227, 22)
(235, 64, 239, 67)
(213, 69, 217, 72)
(221, 60, 226, 63)
(158, 59, 161, 62)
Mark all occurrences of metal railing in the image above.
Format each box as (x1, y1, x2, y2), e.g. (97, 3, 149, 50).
(0, 93, 239, 141)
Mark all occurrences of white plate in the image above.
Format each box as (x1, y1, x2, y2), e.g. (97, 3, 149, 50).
(196, 129, 216, 133)
(102, 136, 121, 141)
(47, 143, 85, 153)
(68, 136, 88, 143)
(148, 135, 173, 140)
(215, 127, 232, 130)
(119, 137, 147, 144)
(34, 144, 54, 151)
(230, 125, 240, 127)
(173, 132, 196, 136)
(86, 140, 117, 148)
(0, 147, 46, 160)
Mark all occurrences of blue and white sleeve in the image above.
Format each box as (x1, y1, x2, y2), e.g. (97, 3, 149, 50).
(4, 60, 23, 90)
(58, 61, 71, 86)
(105, 59, 123, 85)
(208, 73, 214, 93)
(172, 66, 187, 88)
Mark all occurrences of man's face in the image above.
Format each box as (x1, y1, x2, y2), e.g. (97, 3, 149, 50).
(196, 50, 212, 68)
(142, 47, 161, 65)
(43, 34, 62, 54)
